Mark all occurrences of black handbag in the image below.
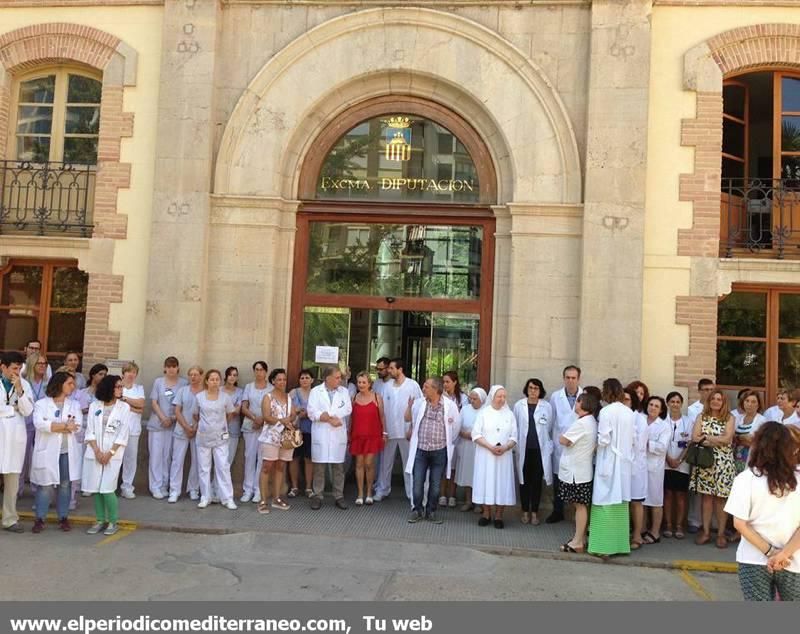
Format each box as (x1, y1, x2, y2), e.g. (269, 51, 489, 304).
(686, 442, 714, 469)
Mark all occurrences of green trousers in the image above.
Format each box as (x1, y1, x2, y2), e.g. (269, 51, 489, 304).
(93, 492, 118, 523)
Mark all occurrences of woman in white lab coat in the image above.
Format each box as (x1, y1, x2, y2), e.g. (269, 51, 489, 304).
(194, 369, 236, 510)
(20, 351, 49, 499)
(642, 396, 671, 544)
(439, 371, 468, 508)
(513, 378, 553, 526)
(455, 387, 486, 512)
(625, 388, 648, 550)
(589, 378, 635, 557)
(472, 385, 518, 529)
(240, 361, 272, 504)
(30, 371, 83, 533)
(82, 375, 131, 537)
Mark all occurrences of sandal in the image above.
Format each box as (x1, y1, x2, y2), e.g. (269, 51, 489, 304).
(355, 497, 364, 506)
(305, 489, 314, 498)
(695, 532, 711, 545)
(629, 540, 642, 550)
(287, 488, 299, 498)
(257, 501, 270, 515)
(716, 535, 728, 549)
(521, 512, 530, 525)
(662, 529, 673, 539)
(642, 531, 661, 544)
(560, 542, 584, 554)
(675, 529, 686, 540)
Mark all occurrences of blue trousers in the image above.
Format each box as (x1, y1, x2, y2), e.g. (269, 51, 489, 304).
(412, 447, 447, 516)
(34, 452, 71, 520)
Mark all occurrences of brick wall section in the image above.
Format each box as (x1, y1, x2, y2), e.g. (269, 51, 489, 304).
(0, 23, 136, 364)
(674, 296, 718, 399)
(675, 24, 800, 397)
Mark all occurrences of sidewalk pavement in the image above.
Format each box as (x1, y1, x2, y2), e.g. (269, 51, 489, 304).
(18, 485, 737, 573)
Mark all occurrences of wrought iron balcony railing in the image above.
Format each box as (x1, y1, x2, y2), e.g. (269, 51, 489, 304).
(721, 178, 800, 259)
(0, 160, 94, 238)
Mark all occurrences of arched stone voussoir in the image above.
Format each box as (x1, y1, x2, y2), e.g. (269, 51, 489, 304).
(215, 7, 581, 206)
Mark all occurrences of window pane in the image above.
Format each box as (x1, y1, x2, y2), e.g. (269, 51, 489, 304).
(46, 312, 85, 354)
(779, 293, 800, 340)
(306, 223, 483, 299)
(723, 84, 746, 119)
(18, 76, 55, 104)
(718, 291, 767, 337)
(781, 155, 800, 184)
(67, 75, 101, 104)
(63, 137, 97, 164)
(782, 116, 800, 152)
(301, 307, 350, 375)
(16, 136, 50, 162)
(65, 106, 100, 134)
(0, 309, 39, 353)
(50, 267, 88, 309)
(782, 76, 800, 112)
(779, 343, 800, 390)
(429, 313, 480, 388)
(716, 340, 766, 388)
(722, 157, 745, 181)
(16, 105, 52, 135)
(0, 265, 43, 306)
(723, 118, 746, 158)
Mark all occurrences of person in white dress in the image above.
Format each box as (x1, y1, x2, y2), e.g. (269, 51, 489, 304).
(119, 362, 145, 500)
(193, 370, 237, 510)
(0, 351, 34, 533)
(513, 378, 554, 526)
(439, 371, 468, 508)
(642, 396, 672, 544)
(663, 391, 692, 539)
(222, 367, 244, 469)
(82, 375, 131, 536)
(472, 385, 518, 529)
(240, 361, 272, 504)
(19, 351, 48, 499)
(169, 366, 204, 503)
(146, 357, 187, 498)
(30, 371, 83, 534)
(625, 388, 648, 550)
(258, 368, 297, 513)
(455, 387, 486, 512)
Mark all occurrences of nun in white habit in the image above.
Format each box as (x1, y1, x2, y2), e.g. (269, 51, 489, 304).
(455, 387, 487, 512)
(471, 385, 518, 529)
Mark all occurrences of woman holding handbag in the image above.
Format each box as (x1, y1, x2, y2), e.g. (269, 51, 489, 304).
(689, 388, 735, 548)
(258, 368, 297, 513)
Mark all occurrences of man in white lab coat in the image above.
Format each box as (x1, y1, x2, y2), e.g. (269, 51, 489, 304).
(547, 365, 582, 523)
(307, 366, 353, 510)
(0, 351, 34, 533)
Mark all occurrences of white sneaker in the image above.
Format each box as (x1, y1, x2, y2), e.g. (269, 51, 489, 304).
(87, 522, 106, 535)
(355, 497, 364, 506)
(167, 494, 178, 504)
(448, 497, 457, 508)
(197, 498, 209, 509)
(224, 500, 238, 511)
(189, 491, 199, 501)
(252, 494, 261, 504)
(240, 492, 253, 503)
(152, 491, 165, 500)
(438, 496, 447, 506)
(372, 494, 384, 502)
(211, 496, 220, 504)
(103, 523, 119, 536)
(120, 491, 136, 500)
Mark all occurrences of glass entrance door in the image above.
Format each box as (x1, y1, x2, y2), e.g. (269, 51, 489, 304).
(301, 307, 480, 388)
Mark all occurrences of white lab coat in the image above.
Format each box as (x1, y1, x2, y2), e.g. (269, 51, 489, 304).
(631, 412, 649, 501)
(592, 401, 635, 506)
(404, 396, 461, 475)
(307, 384, 353, 463)
(0, 377, 34, 474)
(82, 400, 131, 493)
(30, 397, 84, 486)
(513, 398, 554, 486)
(549, 386, 582, 472)
(644, 416, 672, 507)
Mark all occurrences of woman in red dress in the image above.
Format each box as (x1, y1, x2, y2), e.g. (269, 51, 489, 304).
(350, 371, 386, 505)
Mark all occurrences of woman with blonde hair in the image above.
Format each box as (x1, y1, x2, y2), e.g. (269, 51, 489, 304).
(19, 352, 49, 498)
(349, 371, 386, 505)
(690, 388, 736, 548)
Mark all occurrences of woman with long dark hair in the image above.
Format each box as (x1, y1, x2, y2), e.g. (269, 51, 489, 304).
(440, 371, 467, 507)
(725, 422, 800, 600)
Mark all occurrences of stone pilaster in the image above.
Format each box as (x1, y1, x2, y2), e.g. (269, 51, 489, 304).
(578, 0, 652, 382)
(143, 0, 220, 373)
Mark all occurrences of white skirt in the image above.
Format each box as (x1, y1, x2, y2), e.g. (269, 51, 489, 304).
(644, 466, 665, 507)
(454, 438, 476, 487)
(471, 445, 516, 506)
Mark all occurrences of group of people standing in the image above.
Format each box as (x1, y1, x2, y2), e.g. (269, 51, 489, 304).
(2, 344, 799, 601)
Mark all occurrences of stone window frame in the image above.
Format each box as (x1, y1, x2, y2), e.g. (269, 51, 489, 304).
(0, 23, 138, 367)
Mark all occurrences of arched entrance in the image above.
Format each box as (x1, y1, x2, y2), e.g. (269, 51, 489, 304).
(288, 97, 497, 387)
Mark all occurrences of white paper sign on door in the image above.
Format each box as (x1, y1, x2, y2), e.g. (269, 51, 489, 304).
(314, 346, 340, 364)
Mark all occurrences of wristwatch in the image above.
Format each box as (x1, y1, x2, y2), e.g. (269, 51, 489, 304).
(109, 448, 116, 457)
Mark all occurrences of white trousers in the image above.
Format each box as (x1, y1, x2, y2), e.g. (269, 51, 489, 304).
(120, 434, 140, 495)
(169, 436, 199, 497)
(375, 437, 412, 500)
(197, 444, 233, 503)
(242, 431, 261, 496)
(148, 430, 173, 495)
(227, 435, 240, 468)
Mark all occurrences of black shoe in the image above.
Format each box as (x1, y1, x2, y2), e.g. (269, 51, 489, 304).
(309, 497, 322, 510)
(426, 512, 443, 525)
(335, 498, 348, 510)
(494, 519, 505, 529)
(478, 517, 491, 527)
(545, 512, 564, 524)
(408, 511, 423, 523)
(3, 523, 23, 533)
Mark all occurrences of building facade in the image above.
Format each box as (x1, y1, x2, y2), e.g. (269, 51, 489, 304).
(0, 0, 798, 410)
